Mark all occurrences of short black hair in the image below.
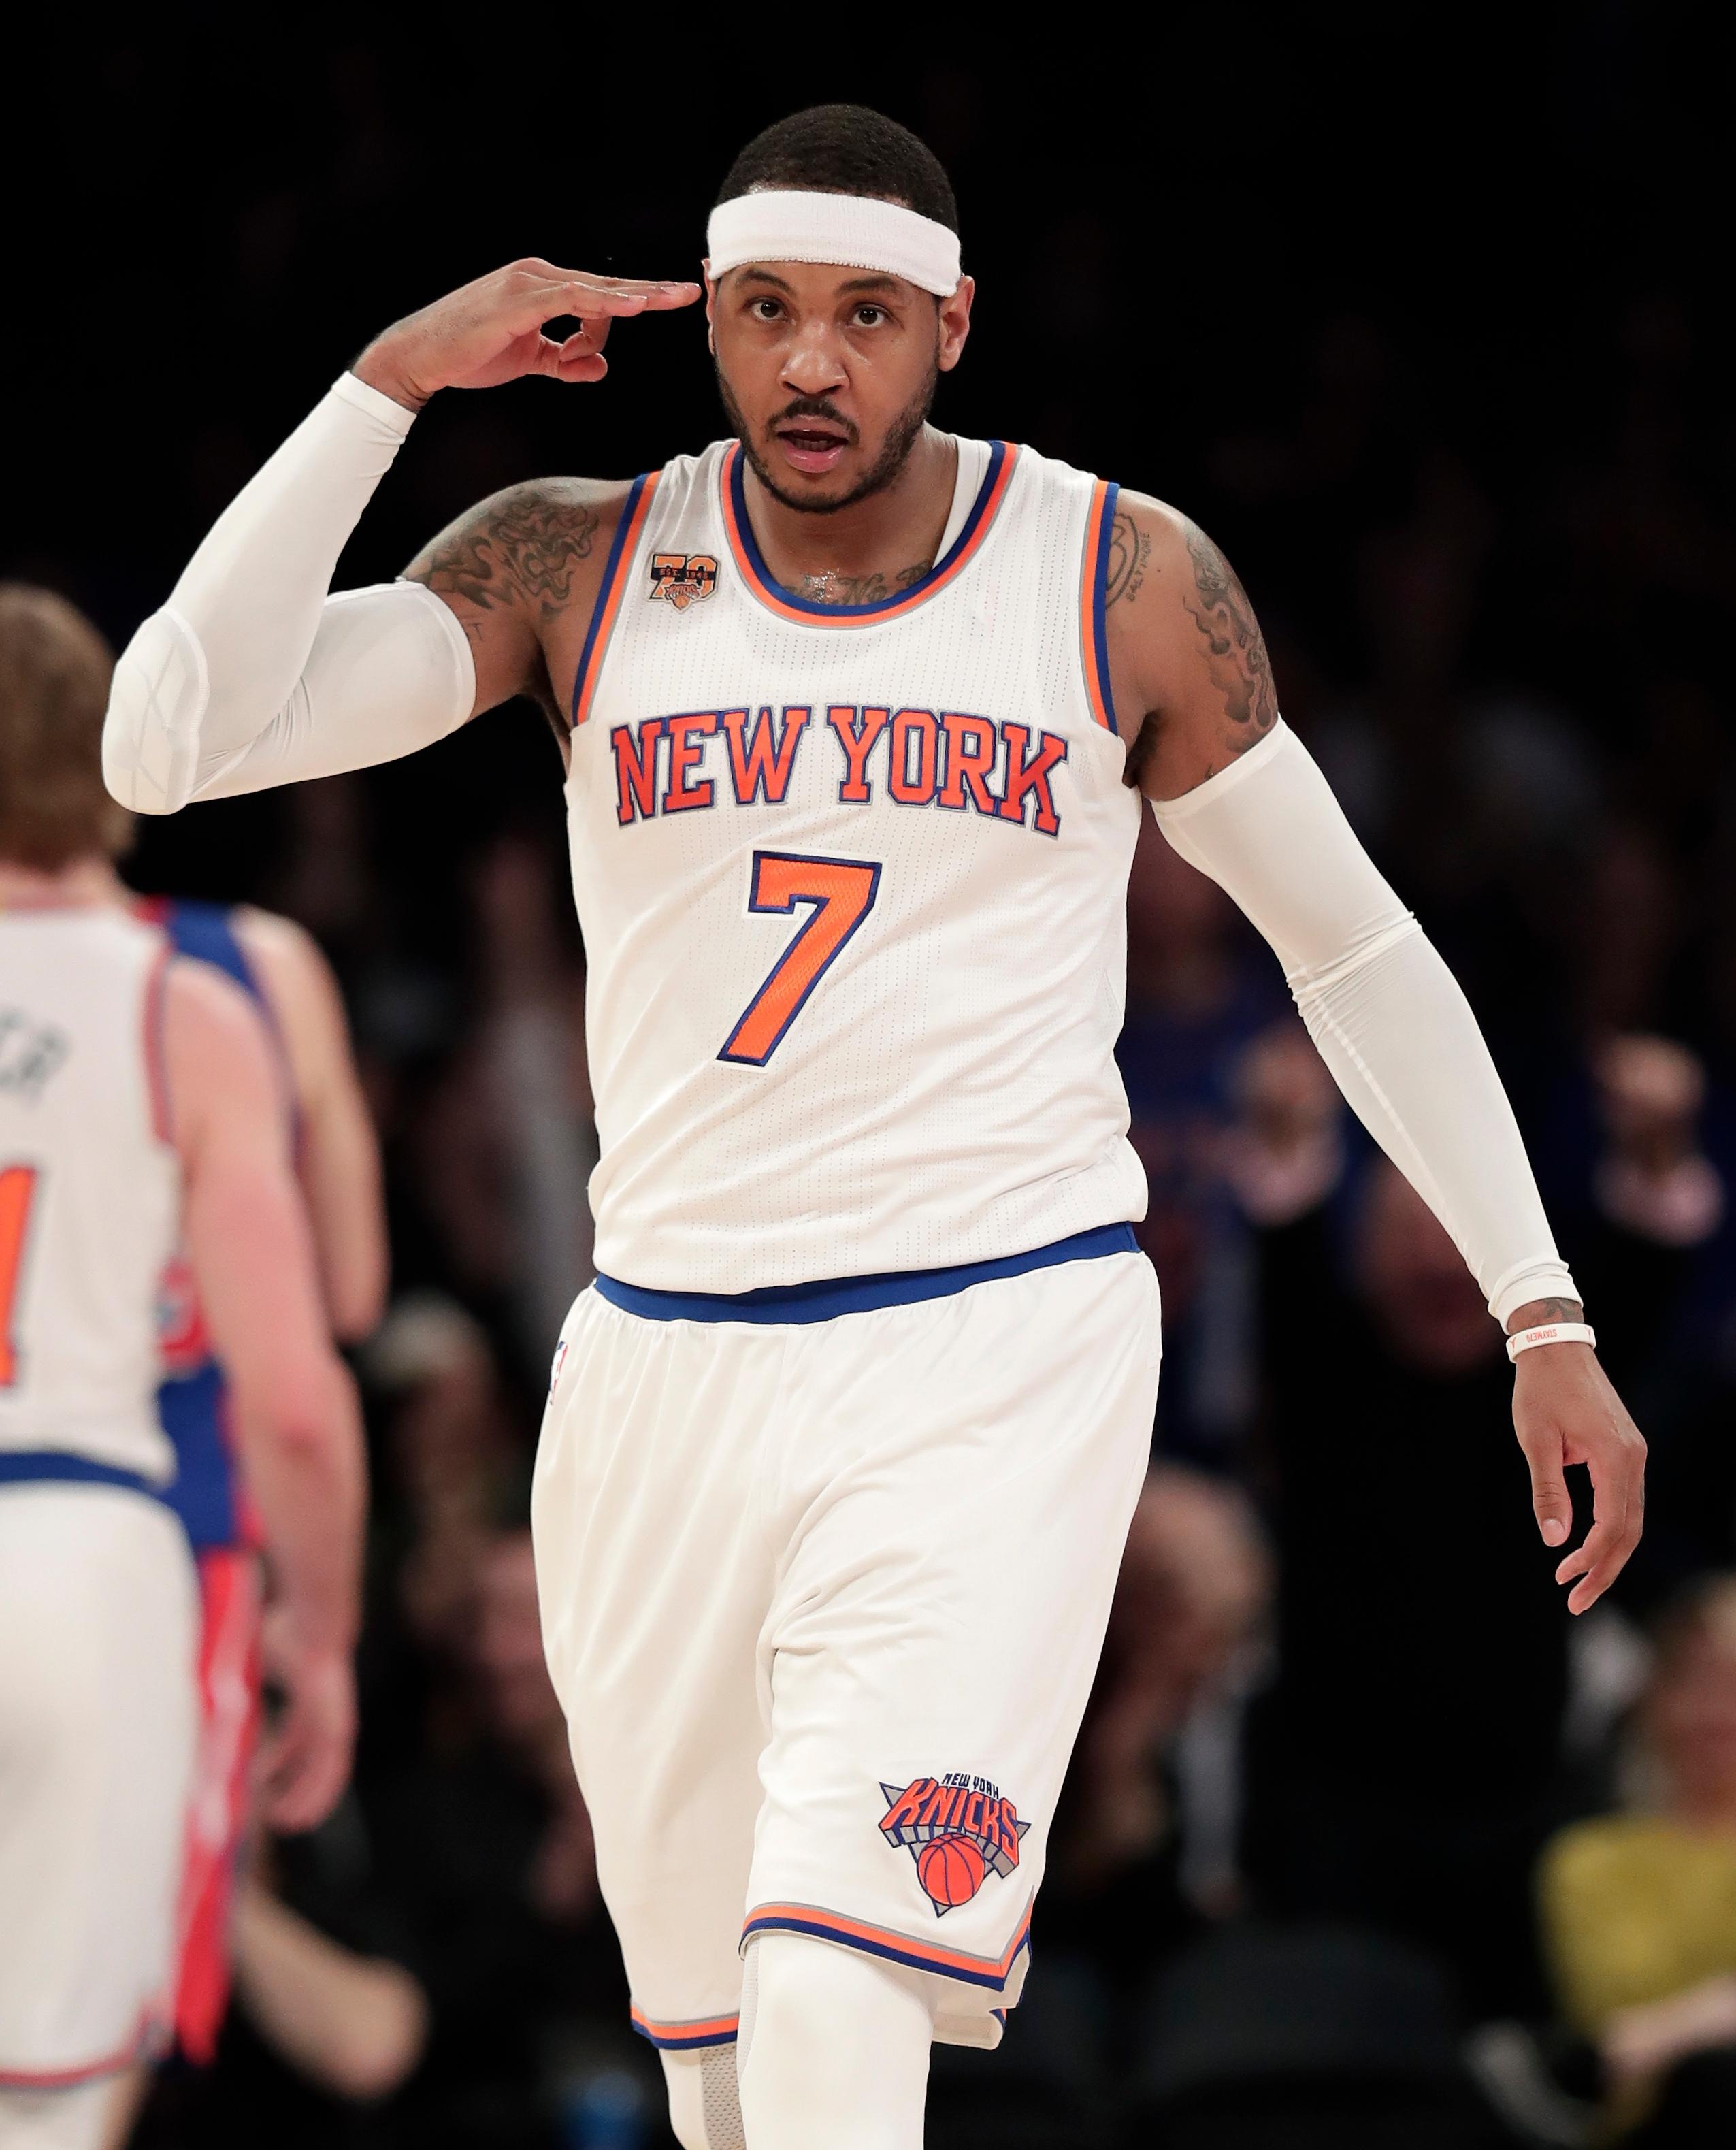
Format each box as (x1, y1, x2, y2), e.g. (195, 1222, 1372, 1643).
(716, 104, 958, 235)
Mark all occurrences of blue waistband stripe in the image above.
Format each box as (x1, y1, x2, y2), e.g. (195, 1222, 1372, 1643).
(593, 1223, 1139, 1325)
(0, 1451, 161, 1499)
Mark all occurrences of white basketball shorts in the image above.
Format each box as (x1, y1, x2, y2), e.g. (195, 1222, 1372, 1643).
(0, 1482, 198, 2086)
(531, 1226, 1161, 2058)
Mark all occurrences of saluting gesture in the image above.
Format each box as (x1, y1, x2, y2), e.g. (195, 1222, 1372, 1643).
(355, 258, 702, 408)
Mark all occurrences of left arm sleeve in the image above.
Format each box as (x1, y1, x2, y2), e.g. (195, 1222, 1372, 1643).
(1149, 719, 1577, 1323)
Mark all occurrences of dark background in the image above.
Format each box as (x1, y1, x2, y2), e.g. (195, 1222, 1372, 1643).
(7, 12, 1736, 2147)
(8, 12, 1733, 932)
(10, 14, 1736, 1066)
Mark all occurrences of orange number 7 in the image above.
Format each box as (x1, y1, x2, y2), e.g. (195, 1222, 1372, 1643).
(0, 1164, 40, 1389)
(719, 852, 882, 1067)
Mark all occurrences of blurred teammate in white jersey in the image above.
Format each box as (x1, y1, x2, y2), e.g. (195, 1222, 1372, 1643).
(106, 105, 1645, 2150)
(0, 587, 365, 2150)
(133, 894, 384, 2072)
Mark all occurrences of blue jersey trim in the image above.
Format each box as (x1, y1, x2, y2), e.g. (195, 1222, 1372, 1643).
(154, 898, 259, 999)
(593, 1223, 1139, 1326)
(0, 1451, 161, 1501)
(1091, 479, 1121, 738)
(629, 2018, 740, 2051)
(569, 472, 651, 728)
(727, 438, 1009, 619)
(146, 899, 273, 1551)
(738, 1908, 1032, 1992)
(155, 1362, 242, 1548)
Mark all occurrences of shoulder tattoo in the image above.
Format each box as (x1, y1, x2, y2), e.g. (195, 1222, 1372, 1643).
(1180, 521, 1278, 743)
(406, 485, 600, 625)
(1104, 510, 1151, 608)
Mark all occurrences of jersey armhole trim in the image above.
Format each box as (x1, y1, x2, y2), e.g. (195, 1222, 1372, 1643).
(570, 472, 660, 729)
(1079, 478, 1121, 737)
(142, 943, 174, 1145)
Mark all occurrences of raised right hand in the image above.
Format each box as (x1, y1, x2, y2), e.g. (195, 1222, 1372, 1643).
(354, 258, 702, 411)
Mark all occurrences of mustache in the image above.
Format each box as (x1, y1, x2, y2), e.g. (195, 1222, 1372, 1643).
(770, 397, 858, 445)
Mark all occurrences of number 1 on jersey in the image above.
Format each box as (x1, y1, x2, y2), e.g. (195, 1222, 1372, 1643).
(719, 852, 882, 1068)
(0, 1165, 40, 1388)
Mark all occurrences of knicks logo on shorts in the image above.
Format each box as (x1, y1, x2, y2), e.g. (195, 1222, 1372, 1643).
(648, 553, 719, 610)
(879, 1772, 1030, 1917)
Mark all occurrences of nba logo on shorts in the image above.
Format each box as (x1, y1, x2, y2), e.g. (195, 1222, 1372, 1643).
(647, 553, 718, 610)
(879, 1771, 1030, 1916)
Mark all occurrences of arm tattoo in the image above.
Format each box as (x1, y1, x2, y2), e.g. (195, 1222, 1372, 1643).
(1508, 1296, 1586, 1331)
(1104, 511, 1151, 608)
(407, 484, 600, 626)
(789, 560, 930, 608)
(1180, 521, 1278, 743)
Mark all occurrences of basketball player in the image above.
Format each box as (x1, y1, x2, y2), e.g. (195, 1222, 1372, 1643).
(135, 896, 384, 2067)
(0, 587, 365, 2150)
(103, 105, 1645, 2150)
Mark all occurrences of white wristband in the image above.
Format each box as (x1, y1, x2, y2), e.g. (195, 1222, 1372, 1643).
(1506, 1322, 1596, 1362)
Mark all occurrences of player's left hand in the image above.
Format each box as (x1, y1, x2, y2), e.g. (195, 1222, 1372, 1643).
(1511, 1341, 1646, 1614)
(258, 1610, 358, 1831)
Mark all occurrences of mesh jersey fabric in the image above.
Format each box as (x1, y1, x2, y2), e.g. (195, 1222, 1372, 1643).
(566, 435, 1146, 1294)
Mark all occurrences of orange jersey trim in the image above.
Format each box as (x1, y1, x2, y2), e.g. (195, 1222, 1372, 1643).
(142, 941, 174, 1143)
(740, 1898, 1034, 1990)
(629, 2003, 741, 2050)
(719, 440, 1018, 630)
(1078, 477, 1120, 734)
(570, 471, 661, 729)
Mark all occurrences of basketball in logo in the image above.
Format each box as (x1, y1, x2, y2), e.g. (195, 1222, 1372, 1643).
(917, 1836, 985, 1910)
(646, 552, 719, 610)
(880, 1772, 1028, 1916)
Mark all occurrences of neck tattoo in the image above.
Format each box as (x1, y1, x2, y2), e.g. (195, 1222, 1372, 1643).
(791, 559, 934, 609)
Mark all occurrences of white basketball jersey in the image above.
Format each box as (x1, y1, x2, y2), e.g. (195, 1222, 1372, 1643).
(0, 909, 180, 1479)
(565, 435, 1147, 1293)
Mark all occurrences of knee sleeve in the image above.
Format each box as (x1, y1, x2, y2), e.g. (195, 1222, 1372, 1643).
(737, 1932, 932, 2150)
(661, 2046, 745, 2150)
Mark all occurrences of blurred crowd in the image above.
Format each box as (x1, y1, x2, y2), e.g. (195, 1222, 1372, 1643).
(14, 29, 1733, 2150)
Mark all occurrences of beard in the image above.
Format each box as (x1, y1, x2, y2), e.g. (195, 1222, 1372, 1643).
(715, 359, 940, 515)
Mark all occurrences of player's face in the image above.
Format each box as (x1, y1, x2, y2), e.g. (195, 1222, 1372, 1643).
(708, 261, 974, 513)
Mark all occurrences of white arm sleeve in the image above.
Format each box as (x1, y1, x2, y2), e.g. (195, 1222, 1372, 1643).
(1149, 719, 1577, 1323)
(187, 581, 473, 801)
(103, 373, 474, 813)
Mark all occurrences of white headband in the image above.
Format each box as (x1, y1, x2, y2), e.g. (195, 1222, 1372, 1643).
(705, 189, 961, 297)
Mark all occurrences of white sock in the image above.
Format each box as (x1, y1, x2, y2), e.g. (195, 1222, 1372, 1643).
(0, 2081, 116, 2150)
(736, 1934, 932, 2150)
